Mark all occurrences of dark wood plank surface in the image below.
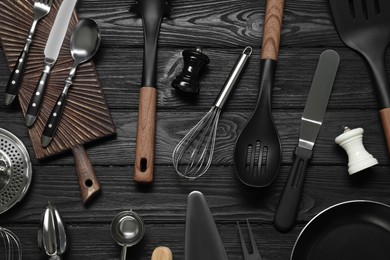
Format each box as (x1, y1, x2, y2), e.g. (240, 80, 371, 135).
(1, 0, 390, 259)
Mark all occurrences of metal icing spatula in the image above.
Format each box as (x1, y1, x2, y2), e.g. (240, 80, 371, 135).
(185, 191, 228, 260)
(274, 50, 340, 232)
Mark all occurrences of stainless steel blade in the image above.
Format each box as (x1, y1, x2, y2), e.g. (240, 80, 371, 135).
(44, 0, 78, 60)
(298, 50, 339, 150)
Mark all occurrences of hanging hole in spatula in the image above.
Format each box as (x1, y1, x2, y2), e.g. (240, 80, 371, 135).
(140, 158, 147, 172)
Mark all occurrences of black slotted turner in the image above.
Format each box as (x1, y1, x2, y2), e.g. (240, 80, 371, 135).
(330, 0, 390, 154)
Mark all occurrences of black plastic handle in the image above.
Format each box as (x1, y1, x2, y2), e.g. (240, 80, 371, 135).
(274, 146, 313, 233)
(367, 56, 390, 109)
(134, 0, 170, 87)
(26, 70, 50, 127)
(5, 50, 28, 105)
(41, 92, 67, 147)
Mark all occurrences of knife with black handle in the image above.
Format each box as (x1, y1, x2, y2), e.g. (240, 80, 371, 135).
(274, 50, 340, 233)
(25, 0, 78, 127)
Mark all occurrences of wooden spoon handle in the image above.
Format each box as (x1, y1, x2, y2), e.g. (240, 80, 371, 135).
(380, 108, 390, 154)
(151, 247, 173, 260)
(261, 0, 285, 60)
(134, 86, 157, 184)
(72, 145, 101, 204)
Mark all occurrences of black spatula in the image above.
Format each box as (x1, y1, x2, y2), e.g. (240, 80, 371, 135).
(330, 0, 390, 154)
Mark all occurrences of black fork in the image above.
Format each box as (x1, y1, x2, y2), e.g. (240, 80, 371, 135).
(237, 220, 262, 260)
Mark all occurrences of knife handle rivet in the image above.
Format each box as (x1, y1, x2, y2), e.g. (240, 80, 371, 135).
(335, 127, 378, 175)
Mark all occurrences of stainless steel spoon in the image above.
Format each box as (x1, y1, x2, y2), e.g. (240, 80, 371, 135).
(111, 210, 145, 260)
(41, 18, 101, 147)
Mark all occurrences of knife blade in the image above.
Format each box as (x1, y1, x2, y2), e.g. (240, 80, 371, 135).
(25, 0, 78, 127)
(274, 49, 340, 233)
(185, 191, 228, 260)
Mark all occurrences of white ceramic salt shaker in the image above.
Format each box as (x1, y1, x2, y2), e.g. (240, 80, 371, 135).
(335, 126, 378, 175)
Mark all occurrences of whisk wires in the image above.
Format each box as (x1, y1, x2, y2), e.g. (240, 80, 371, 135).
(172, 106, 221, 179)
(0, 227, 22, 260)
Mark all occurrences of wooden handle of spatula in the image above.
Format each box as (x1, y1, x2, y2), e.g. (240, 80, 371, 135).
(380, 108, 390, 154)
(261, 0, 285, 61)
(72, 145, 101, 204)
(134, 86, 157, 184)
(151, 247, 173, 260)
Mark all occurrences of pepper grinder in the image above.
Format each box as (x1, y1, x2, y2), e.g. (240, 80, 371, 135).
(335, 126, 378, 174)
(171, 47, 210, 95)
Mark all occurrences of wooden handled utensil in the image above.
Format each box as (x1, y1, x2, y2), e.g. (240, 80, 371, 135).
(151, 247, 173, 260)
(234, 0, 284, 187)
(330, 0, 390, 154)
(132, 0, 170, 184)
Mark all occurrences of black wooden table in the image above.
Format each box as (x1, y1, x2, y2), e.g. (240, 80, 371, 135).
(1, 0, 390, 259)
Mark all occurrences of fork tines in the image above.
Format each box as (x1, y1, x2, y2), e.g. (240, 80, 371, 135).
(237, 220, 262, 260)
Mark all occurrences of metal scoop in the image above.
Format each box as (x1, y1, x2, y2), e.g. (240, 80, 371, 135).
(41, 18, 101, 147)
(111, 210, 145, 260)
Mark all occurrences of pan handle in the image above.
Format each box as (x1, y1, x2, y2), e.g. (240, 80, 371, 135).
(261, 0, 285, 61)
(134, 86, 157, 184)
(274, 146, 313, 232)
(71, 145, 101, 204)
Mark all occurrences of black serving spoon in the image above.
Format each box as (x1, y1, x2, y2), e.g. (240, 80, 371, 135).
(234, 0, 284, 187)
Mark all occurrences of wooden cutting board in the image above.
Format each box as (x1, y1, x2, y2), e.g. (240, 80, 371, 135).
(0, 0, 116, 203)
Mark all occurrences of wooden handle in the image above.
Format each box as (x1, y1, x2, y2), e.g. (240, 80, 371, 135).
(261, 0, 285, 60)
(151, 247, 173, 260)
(72, 145, 101, 204)
(380, 108, 390, 154)
(134, 86, 157, 184)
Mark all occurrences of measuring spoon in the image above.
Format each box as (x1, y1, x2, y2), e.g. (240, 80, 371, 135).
(111, 211, 145, 260)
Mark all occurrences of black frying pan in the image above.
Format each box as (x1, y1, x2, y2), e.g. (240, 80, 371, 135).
(291, 200, 390, 260)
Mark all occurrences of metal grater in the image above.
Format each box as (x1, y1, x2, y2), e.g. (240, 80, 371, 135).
(0, 128, 32, 214)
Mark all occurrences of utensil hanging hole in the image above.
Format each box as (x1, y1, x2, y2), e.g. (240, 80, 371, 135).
(140, 158, 147, 172)
(348, 0, 356, 18)
(85, 179, 93, 187)
(246, 145, 253, 171)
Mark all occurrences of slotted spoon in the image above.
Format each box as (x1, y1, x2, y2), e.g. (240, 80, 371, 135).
(234, 0, 284, 187)
(330, 0, 390, 153)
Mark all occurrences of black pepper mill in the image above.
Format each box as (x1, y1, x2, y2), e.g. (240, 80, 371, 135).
(171, 47, 210, 95)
